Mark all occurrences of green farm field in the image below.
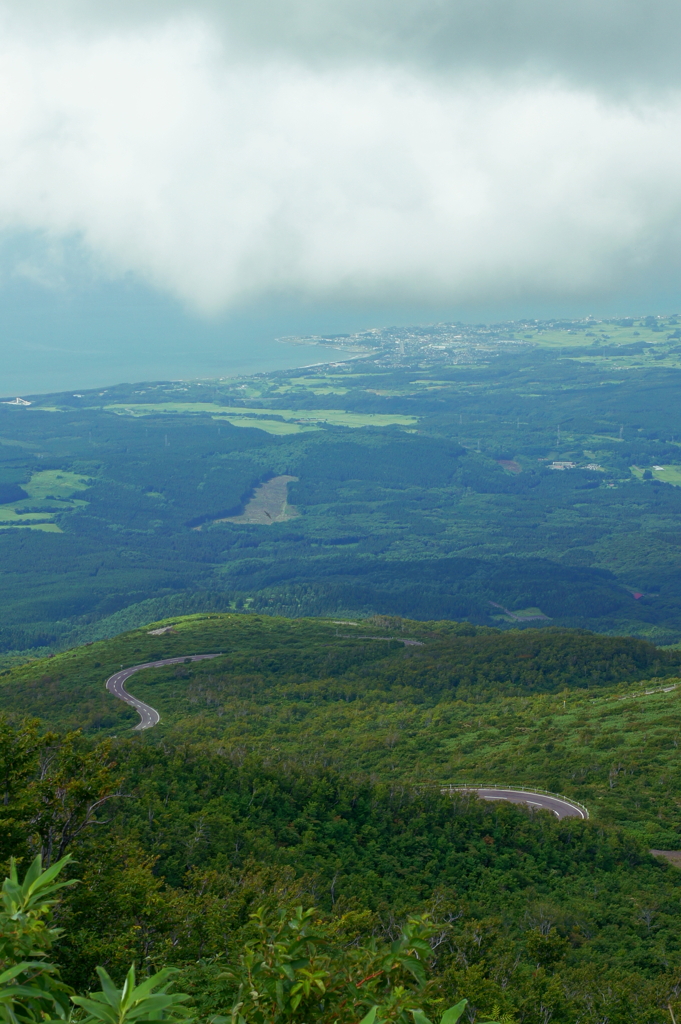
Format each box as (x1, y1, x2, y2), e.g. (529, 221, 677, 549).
(0, 521, 62, 532)
(217, 416, 318, 435)
(631, 464, 681, 485)
(105, 402, 417, 428)
(0, 469, 91, 530)
(23, 469, 92, 499)
(526, 322, 677, 348)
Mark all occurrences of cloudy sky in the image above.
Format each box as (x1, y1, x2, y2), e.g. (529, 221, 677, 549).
(2, 0, 681, 390)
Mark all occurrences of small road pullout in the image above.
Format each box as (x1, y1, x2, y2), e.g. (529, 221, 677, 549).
(447, 787, 588, 820)
(106, 654, 222, 731)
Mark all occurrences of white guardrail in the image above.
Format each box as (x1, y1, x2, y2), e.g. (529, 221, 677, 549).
(432, 782, 590, 820)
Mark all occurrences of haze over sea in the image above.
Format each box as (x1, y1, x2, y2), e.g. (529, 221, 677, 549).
(6, 273, 681, 398)
(1, 279, 357, 397)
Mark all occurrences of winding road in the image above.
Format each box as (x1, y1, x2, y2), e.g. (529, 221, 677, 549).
(106, 654, 222, 730)
(446, 786, 588, 819)
(105, 661, 587, 820)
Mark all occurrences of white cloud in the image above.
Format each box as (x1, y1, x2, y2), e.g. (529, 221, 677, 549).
(0, 12, 680, 312)
(6, 1, 681, 94)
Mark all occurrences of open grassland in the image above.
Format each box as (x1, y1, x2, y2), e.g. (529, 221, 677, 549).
(0, 469, 91, 529)
(24, 469, 92, 499)
(103, 401, 228, 415)
(105, 402, 418, 429)
(521, 318, 681, 369)
(216, 416, 318, 434)
(0, 508, 55, 522)
(0, 521, 62, 532)
(631, 463, 681, 485)
(273, 376, 351, 395)
(528, 320, 678, 348)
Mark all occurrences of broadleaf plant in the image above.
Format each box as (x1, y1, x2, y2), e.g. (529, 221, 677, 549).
(0, 857, 192, 1024)
(0, 853, 76, 1024)
(72, 965, 193, 1024)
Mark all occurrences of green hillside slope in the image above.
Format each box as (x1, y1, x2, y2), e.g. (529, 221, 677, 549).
(4, 612, 681, 848)
(1, 612, 678, 731)
(5, 612, 681, 1021)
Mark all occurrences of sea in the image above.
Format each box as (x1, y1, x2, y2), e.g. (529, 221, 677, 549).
(0, 279, 355, 397)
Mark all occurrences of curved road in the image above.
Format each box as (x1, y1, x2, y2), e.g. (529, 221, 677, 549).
(106, 654, 222, 730)
(447, 787, 588, 819)
(105, 662, 587, 820)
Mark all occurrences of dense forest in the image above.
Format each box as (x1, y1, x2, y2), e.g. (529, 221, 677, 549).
(3, 316, 681, 658)
(3, 606, 679, 1024)
(3, 609, 681, 1023)
(3, 721, 681, 1024)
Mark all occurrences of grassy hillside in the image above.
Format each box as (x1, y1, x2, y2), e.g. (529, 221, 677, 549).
(4, 611, 681, 848)
(125, 622, 681, 849)
(1, 611, 677, 729)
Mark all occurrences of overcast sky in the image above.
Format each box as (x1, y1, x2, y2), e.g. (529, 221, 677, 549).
(1, 0, 681, 351)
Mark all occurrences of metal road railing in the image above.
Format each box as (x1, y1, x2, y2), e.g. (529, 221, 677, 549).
(423, 782, 590, 820)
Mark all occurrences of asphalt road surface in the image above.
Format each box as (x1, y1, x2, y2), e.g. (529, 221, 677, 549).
(449, 787, 588, 819)
(106, 654, 222, 730)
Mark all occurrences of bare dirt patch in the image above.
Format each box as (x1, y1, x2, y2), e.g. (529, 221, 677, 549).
(651, 849, 681, 867)
(496, 460, 522, 473)
(217, 475, 299, 525)
(489, 601, 551, 622)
